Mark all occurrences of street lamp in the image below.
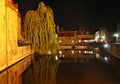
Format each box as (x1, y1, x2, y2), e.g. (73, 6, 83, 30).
(113, 33, 119, 38)
(104, 43, 109, 48)
(113, 33, 119, 43)
(101, 36, 105, 42)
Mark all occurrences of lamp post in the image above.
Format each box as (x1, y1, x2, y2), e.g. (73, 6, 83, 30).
(113, 33, 119, 43)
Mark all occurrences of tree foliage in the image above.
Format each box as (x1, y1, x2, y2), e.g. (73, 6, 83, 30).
(23, 2, 59, 54)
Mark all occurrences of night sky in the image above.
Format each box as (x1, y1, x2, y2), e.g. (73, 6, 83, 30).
(14, 0, 120, 31)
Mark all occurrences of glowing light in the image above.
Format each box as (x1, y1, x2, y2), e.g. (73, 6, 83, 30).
(79, 50, 81, 53)
(63, 54, 64, 57)
(59, 51, 62, 54)
(102, 36, 105, 39)
(96, 53, 100, 59)
(59, 54, 62, 57)
(72, 40, 74, 43)
(89, 39, 95, 42)
(79, 40, 81, 43)
(84, 51, 87, 53)
(89, 51, 93, 54)
(84, 40, 88, 42)
(72, 50, 74, 54)
(48, 51, 51, 55)
(104, 57, 108, 62)
(113, 33, 119, 38)
(59, 40, 62, 43)
(104, 44, 109, 48)
(55, 56, 58, 60)
(94, 48, 99, 52)
(95, 31, 100, 42)
(56, 34, 57, 38)
(101, 36, 105, 42)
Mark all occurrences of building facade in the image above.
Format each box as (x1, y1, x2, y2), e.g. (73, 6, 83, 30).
(0, 0, 32, 84)
(56, 29, 96, 59)
(57, 30, 95, 48)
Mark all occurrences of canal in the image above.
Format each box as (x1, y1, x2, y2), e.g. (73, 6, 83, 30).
(22, 49, 120, 84)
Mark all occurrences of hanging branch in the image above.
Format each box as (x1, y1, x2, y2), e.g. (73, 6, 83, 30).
(23, 2, 60, 54)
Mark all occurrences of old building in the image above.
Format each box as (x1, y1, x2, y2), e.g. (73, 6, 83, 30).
(56, 28, 96, 59)
(0, 0, 32, 84)
(57, 29, 95, 49)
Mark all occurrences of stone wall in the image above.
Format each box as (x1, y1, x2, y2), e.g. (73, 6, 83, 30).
(0, 55, 33, 84)
(0, 0, 32, 83)
(0, 0, 7, 71)
(6, 6, 18, 67)
(0, 0, 32, 74)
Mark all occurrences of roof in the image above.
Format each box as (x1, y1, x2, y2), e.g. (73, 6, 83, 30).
(58, 31, 75, 37)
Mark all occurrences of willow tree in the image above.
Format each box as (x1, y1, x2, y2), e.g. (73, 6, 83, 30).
(23, 2, 59, 54)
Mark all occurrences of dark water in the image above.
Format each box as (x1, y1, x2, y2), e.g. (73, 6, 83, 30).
(56, 58, 120, 84)
(22, 50, 120, 84)
(22, 55, 60, 84)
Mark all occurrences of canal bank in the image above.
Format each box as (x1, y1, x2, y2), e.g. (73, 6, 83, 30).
(0, 54, 33, 84)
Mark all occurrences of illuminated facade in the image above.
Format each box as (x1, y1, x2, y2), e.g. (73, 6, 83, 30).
(95, 28, 109, 43)
(57, 30, 95, 49)
(56, 29, 96, 59)
(0, 0, 31, 83)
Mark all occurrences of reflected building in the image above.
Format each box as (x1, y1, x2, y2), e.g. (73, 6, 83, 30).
(56, 28, 98, 60)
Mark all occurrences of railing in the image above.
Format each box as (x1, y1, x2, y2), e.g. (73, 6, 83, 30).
(102, 43, 120, 59)
(59, 42, 101, 51)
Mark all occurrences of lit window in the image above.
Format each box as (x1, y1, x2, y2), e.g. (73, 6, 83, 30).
(59, 40, 62, 43)
(56, 34, 57, 38)
(72, 50, 74, 54)
(89, 51, 93, 54)
(72, 40, 74, 43)
(48, 51, 51, 55)
(84, 51, 87, 53)
(63, 54, 64, 57)
(79, 40, 81, 43)
(55, 56, 58, 60)
(84, 40, 88, 42)
(79, 50, 81, 53)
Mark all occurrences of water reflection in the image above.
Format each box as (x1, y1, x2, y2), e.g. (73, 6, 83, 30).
(22, 49, 120, 84)
(22, 53, 61, 84)
(56, 49, 95, 63)
(56, 50, 120, 84)
(97, 49, 120, 75)
(57, 49, 95, 57)
(22, 49, 95, 84)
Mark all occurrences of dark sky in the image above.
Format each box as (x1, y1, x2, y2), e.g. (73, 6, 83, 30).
(14, 0, 120, 31)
